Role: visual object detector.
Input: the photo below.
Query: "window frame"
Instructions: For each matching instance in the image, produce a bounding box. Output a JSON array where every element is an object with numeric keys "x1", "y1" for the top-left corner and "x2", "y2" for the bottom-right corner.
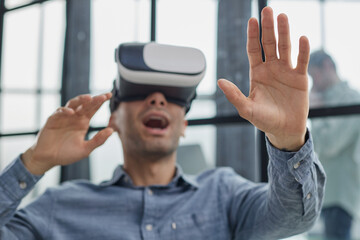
[{"x1": 1, "y1": 0, "x2": 360, "y2": 182}]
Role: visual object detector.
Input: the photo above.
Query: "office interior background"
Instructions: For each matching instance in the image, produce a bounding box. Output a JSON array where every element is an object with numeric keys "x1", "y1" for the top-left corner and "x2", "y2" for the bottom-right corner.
[{"x1": 0, "y1": 0, "x2": 360, "y2": 239}]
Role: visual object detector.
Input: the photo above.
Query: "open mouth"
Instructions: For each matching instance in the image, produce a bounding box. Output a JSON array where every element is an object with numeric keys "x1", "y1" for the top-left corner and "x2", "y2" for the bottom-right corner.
[{"x1": 143, "y1": 115, "x2": 169, "y2": 130}]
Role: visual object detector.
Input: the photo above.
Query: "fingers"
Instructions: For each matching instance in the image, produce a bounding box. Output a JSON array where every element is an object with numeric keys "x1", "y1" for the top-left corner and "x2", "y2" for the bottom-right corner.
[
  {"x1": 261, "y1": 7, "x2": 277, "y2": 61},
  {"x1": 55, "y1": 106, "x2": 75, "y2": 116},
  {"x1": 43, "y1": 106, "x2": 76, "y2": 129},
  {"x1": 64, "y1": 92, "x2": 112, "y2": 119},
  {"x1": 295, "y1": 36, "x2": 310, "y2": 74},
  {"x1": 48, "y1": 107, "x2": 75, "y2": 122},
  {"x1": 84, "y1": 127, "x2": 114, "y2": 154},
  {"x1": 247, "y1": 18, "x2": 263, "y2": 67},
  {"x1": 248, "y1": 7, "x2": 309, "y2": 71},
  {"x1": 76, "y1": 92, "x2": 112, "y2": 119},
  {"x1": 65, "y1": 93, "x2": 111, "y2": 112},
  {"x1": 277, "y1": 13, "x2": 291, "y2": 65},
  {"x1": 217, "y1": 79, "x2": 252, "y2": 121},
  {"x1": 65, "y1": 94, "x2": 92, "y2": 110}
]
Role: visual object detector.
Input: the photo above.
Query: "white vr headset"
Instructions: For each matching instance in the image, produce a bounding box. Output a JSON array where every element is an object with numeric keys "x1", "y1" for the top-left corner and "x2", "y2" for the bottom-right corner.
[{"x1": 110, "y1": 42, "x2": 206, "y2": 113}]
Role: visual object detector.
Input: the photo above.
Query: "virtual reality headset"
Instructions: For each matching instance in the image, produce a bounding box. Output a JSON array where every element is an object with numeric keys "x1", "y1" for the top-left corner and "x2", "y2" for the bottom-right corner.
[{"x1": 110, "y1": 42, "x2": 206, "y2": 113}]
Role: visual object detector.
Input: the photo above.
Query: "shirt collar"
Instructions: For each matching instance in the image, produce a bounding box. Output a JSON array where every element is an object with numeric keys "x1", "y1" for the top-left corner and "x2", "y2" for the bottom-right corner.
[{"x1": 99, "y1": 164, "x2": 198, "y2": 189}]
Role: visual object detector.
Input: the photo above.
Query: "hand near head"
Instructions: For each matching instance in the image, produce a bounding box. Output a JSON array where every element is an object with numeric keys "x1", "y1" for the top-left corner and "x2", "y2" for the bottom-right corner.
[
  {"x1": 218, "y1": 7, "x2": 310, "y2": 151},
  {"x1": 22, "y1": 93, "x2": 114, "y2": 175}
]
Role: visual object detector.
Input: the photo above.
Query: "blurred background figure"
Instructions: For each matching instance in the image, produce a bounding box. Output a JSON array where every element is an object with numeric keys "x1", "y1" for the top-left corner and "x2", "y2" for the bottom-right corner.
[{"x1": 309, "y1": 50, "x2": 360, "y2": 240}]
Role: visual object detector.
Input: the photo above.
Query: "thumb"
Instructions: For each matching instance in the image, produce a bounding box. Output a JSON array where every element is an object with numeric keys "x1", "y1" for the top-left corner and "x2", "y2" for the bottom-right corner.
[
  {"x1": 217, "y1": 79, "x2": 252, "y2": 120},
  {"x1": 84, "y1": 127, "x2": 114, "y2": 154}
]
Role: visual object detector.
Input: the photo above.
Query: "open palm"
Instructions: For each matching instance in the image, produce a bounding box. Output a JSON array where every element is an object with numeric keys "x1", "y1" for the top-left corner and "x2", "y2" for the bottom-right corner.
[{"x1": 218, "y1": 7, "x2": 310, "y2": 151}]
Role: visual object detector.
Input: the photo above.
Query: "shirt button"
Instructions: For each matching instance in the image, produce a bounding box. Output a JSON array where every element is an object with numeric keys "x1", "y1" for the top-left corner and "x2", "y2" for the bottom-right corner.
[
  {"x1": 145, "y1": 224, "x2": 153, "y2": 231},
  {"x1": 172, "y1": 222, "x2": 177, "y2": 230},
  {"x1": 19, "y1": 181, "x2": 27, "y2": 189},
  {"x1": 148, "y1": 189, "x2": 153, "y2": 195},
  {"x1": 306, "y1": 193, "x2": 312, "y2": 199},
  {"x1": 293, "y1": 161, "x2": 301, "y2": 169}
]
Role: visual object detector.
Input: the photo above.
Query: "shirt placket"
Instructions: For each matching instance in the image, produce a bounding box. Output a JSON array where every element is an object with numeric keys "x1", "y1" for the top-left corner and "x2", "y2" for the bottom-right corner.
[{"x1": 141, "y1": 187, "x2": 157, "y2": 240}]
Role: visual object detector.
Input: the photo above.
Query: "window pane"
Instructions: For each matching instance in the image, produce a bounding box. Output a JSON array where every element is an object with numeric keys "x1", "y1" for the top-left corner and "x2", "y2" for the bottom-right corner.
[
  {"x1": 40, "y1": 93, "x2": 60, "y2": 127},
  {"x1": 0, "y1": 135, "x2": 35, "y2": 170},
  {"x1": 41, "y1": 0, "x2": 65, "y2": 90},
  {"x1": 90, "y1": 0, "x2": 150, "y2": 92},
  {"x1": 251, "y1": 0, "x2": 258, "y2": 18},
  {"x1": 187, "y1": 99, "x2": 216, "y2": 119},
  {"x1": 5, "y1": 0, "x2": 33, "y2": 9},
  {"x1": 1, "y1": 93, "x2": 37, "y2": 132},
  {"x1": 1, "y1": 5, "x2": 40, "y2": 90},
  {"x1": 90, "y1": 98, "x2": 111, "y2": 127},
  {"x1": 157, "y1": 0, "x2": 217, "y2": 96}
]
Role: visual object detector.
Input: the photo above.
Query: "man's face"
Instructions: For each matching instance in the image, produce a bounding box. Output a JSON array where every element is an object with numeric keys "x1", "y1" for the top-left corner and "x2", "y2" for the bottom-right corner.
[{"x1": 110, "y1": 92, "x2": 188, "y2": 159}]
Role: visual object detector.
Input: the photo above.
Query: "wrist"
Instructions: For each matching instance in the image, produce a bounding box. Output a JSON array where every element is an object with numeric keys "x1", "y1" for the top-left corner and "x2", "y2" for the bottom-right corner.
[
  {"x1": 266, "y1": 130, "x2": 307, "y2": 152},
  {"x1": 21, "y1": 148, "x2": 53, "y2": 176}
]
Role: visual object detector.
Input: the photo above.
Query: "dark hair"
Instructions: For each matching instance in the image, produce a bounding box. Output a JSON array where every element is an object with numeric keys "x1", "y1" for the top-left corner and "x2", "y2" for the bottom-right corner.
[{"x1": 309, "y1": 50, "x2": 337, "y2": 71}]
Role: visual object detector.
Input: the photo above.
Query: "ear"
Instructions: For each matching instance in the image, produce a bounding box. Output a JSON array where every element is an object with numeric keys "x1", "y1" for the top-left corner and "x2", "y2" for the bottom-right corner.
[
  {"x1": 181, "y1": 120, "x2": 188, "y2": 137},
  {"x1": 108, "y1": 114, "x2": 119, "y2": 132}
]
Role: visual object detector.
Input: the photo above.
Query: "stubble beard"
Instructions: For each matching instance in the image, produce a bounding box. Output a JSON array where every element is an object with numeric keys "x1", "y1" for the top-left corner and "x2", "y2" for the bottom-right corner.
[{"x1": 125, "y1": 133, "x2": 180, "y2": 162}]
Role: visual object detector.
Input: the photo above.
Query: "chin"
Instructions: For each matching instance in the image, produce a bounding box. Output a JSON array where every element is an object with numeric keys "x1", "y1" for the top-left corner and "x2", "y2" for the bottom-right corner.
[{"x1": 144, "y1": 143, "x2": 177, "y2": 158}]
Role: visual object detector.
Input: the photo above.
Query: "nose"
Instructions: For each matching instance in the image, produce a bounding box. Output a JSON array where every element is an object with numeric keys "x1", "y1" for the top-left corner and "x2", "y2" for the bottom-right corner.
[{"x1": 146, "y1": 92, "x2": 167, "y2": 108}]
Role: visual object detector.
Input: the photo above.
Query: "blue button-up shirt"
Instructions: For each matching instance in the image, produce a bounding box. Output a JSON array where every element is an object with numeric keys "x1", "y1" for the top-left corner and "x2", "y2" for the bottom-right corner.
[{"x1": 0, "y1": 134, "x2": 325, "y2": 240}]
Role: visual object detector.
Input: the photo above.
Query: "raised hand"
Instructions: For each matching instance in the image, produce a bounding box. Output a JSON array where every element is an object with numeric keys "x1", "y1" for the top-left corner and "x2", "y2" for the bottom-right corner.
[
  {"x1": 22, "y1": 93, "x2": 114, "y2": 175},
  {"x1": 218, "y1": 7, "x2": 310, "y2": 151}
]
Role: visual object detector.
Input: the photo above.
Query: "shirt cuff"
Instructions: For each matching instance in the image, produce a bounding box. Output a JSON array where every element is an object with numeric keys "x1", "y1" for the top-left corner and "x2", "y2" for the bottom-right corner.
[
  {"x1": 0, "y1": 156, "x2": 43, "y2": 201},
  {"x1": 266, "y1": 129, "x2": 313, "y2": 175},
  {"x1": 266, "y1": 129, "x2": 321, "y2": 215}
]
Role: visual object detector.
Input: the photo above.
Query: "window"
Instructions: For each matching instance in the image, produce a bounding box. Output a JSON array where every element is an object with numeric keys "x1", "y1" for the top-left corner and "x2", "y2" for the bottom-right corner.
[
  {"x1": 0, "y1": 0, "x2": 65, "y2": 203},
  {"x1": 2, "y1": 1, "x2": 358, "y2": 238}
]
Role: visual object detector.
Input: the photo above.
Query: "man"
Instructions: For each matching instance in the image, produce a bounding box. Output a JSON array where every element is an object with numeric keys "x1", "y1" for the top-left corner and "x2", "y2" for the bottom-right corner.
[
  {"x1": 0, "y1": 7, "x2": 325, "y2": 239},
  {"x1": 309, "y1": 50, "x2": 360, "y2": 240}
]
